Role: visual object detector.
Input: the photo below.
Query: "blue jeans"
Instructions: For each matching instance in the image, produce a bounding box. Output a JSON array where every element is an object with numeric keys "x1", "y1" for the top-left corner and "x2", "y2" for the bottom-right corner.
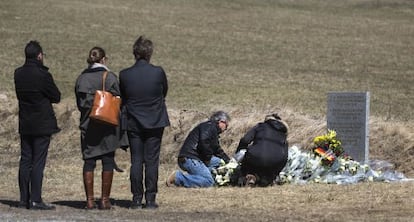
[
  {"x1": 175, "y1": 158, "x2": 217, "y2": 188},
  {"x1": 208, "y1": 156, "x2": 223, "y2": 172}
]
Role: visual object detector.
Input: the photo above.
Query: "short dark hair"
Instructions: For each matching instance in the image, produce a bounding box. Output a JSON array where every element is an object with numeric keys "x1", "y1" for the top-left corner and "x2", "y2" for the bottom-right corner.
[
  {"x1": 133, "y1": 36, "x2": 153, "y2": 61},
  {"x1": 25, "y1": 40, "x2": 43, "y2": 59}
]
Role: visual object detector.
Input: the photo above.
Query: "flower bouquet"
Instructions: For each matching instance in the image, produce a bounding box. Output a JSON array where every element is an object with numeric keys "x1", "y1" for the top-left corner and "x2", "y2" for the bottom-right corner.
[{"x1": 312, "y1": 130, "x2": 345, "y2": 166}]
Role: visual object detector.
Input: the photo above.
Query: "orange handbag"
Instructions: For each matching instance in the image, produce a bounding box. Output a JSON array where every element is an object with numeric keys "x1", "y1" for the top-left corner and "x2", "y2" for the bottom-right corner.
[{"x1": 89, "y1": 71, "x2": 121, "y2": 126}]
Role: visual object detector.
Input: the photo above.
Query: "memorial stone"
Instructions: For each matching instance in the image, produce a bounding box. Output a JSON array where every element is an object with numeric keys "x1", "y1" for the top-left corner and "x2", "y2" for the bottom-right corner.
[{"x1": 327, "y1": 92, "x2": 370, "y2": 163}]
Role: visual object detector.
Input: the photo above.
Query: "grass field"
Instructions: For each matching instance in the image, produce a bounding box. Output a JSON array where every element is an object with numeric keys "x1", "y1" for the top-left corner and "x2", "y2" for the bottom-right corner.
[
  {"x1": 0, "y1": 0, "x2": 413, "y2": 221},
  {"x1": 1, "y1": 0, "x2": 413, "y2": 119}
]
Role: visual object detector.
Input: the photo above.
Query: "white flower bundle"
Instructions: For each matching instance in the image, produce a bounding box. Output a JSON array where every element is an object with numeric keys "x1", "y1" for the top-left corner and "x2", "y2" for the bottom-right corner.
[
  {"x1": 278, "y1": 145, "x2": 326, "y2": 184},
  {"x1": 213, "y1": 145, "x2": 408, "y2": 186},
  {"x1": 278, "y1": 145, "x2": 407, "y2": 185},
  {"x1": 213, "y1": 158, "x2": 239, "y2": 186}
]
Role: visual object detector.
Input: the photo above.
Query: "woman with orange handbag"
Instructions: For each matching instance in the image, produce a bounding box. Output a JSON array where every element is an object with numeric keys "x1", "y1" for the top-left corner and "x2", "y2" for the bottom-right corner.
[{"x1": 74, "y1": 47, "x2": 121, "y2": 210}]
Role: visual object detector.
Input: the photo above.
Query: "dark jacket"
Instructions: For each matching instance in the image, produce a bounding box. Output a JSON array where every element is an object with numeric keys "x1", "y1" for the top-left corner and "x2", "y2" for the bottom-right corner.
[
  {"x1": 119, "y1": 60, "x2": 170, "y2": 130},
  {"x1": 236, "y1": 119, "x2": 288, "y2": 168},
  {"x1": 75, "y1": 66, "x2": 121, "y2": 159},
  {"x1": 178, "y1": 121, "x2": 230, "y2": 164},
  {"x1": 14, "y1": 59, "x2": 61, "y2": 136}
]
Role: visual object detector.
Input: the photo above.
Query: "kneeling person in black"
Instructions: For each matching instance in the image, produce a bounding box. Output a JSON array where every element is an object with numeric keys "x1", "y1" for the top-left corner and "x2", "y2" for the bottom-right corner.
[{"x1": 235, "y1": 114, "x2": 289, "y2": 187}]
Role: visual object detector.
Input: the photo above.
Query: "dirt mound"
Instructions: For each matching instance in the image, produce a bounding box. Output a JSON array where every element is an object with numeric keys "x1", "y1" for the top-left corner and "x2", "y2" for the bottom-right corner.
[{"x1": 1, "y1": 92, "x2": 413, "y2": 176}]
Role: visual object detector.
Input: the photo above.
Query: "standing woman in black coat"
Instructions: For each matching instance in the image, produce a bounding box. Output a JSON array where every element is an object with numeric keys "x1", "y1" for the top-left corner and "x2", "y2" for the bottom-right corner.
[
  {"x1": 75, "y1": 47, "x2": 121, "y2": 210},
  {"x1": 14, "y1": 40, "x2": 60, "y2": 210},
  {"x1": 119, "y1": 36, "x2": 170, "y2": 209},
  {"x1": 235, "y1": 114, "x2": 289, "y2": 187}
]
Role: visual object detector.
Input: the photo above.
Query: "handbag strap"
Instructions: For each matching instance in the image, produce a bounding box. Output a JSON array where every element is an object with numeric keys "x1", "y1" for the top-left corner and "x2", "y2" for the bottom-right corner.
[{"x1": 102, "y1": 71, "x2": 108, "y2": 91}]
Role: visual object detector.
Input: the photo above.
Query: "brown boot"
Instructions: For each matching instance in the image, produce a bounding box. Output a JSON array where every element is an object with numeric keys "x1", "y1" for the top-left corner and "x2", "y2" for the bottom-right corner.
[
  {"x1": 83, "y1": 171, "x2": 96, "y2": 209},
  {"x1": 99, "y1": 171, "x2": 113, "y2": 210}
]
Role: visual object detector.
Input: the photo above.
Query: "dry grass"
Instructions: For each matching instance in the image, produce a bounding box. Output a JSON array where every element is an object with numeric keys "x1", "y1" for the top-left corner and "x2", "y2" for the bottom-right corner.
[
  {"x1": 1, "y1": 97, "x2": 413, "y2": 221},
  {"x1": 1, "y1": 163, "x2": 414, "y2": 221},
  {"x1": 1, "y1": 0, "x2": 413, "y2": 120},
  {"x1": 1, "y1": 0, "x2": 414, "y2": 221}
]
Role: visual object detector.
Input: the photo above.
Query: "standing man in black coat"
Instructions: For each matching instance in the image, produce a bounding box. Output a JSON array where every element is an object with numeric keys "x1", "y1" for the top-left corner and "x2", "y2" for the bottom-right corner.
[
  {"x1": 14, "y1": 40, "x2": 61, "y2": 210},
  {"x1": 119, "y1": 36, "x2": 170, "y2": 209}
]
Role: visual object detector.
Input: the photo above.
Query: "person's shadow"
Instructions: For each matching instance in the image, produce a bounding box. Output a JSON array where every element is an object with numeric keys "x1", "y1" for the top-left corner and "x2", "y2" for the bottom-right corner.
[
  {"x1": 53, "y1": 199, "x2": 131, "y2": 209},
  {"x1": 51, "y1": 200, "x2": 85, "y2": 209},
  {"x1": 0, "y1": 199, "x2": 20, "y2": 208},
  {"x1": 0, "y1": 199, "x2": 131, "y2": 209}
]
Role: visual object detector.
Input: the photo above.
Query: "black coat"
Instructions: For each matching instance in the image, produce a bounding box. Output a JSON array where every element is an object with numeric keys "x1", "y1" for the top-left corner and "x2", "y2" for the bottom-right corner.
[
  {"x1": 14, "y1": 59, "x2": 61, "y2": 136},
  {"x1": 236, "y1": 119, "x2": 288, "y2": 168},
  {"x1": 75, "y1": 67, "x2": 121, "y2": 159},
  {"x1": 119, "y1": 60, "x2": 170, "y2": 130},
  {"x1": 178, "y1": 121, "x2": 230, "y2": 163}
]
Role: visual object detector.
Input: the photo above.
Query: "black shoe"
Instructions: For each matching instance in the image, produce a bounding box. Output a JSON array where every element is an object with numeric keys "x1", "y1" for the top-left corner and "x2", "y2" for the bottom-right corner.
[
  {"x1": 144, "y1": 201, "x2": 158, "y2": 209},
  {"x1": 31, "y1": 202, "x2": 56, "y2": 210},
  {"x1": 17, "y1": 201, "x2": 29, "y2": 209},
  {"x1": 129, "y1": 201, "x2": 143, "y2": 209}
]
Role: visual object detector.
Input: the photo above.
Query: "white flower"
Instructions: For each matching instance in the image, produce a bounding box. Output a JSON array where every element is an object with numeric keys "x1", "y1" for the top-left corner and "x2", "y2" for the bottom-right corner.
[{"x1": 213, "y1": 145, "x2": 406, "y2": 186}]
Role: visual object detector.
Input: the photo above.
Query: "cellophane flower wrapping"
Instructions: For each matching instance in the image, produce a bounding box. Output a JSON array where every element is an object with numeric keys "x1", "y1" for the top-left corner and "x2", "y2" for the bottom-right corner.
[{"x1": 213, "y1": 130, "x2": 408, "y2": 186}]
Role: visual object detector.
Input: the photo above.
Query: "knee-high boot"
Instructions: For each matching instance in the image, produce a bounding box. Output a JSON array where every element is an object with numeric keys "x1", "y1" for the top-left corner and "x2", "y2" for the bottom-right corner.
[
  {"x1": 100, "y1": 171, "x2": 113, "y2": 210},
  {"x1": 83, "y1": 171, "x2": 96, "y2": 209}
]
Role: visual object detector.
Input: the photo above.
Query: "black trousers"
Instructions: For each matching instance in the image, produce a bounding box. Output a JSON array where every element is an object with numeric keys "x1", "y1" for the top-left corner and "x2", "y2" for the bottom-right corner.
[
  {"x1": 241, "y1": 154, "x2": 287, "y2": 187},
  {"x1": 128, "y1": 127, "x2": 164, "y2": 202},
  {"x1": 18, "y1": 135, "x2": 51, "y2": 203}
]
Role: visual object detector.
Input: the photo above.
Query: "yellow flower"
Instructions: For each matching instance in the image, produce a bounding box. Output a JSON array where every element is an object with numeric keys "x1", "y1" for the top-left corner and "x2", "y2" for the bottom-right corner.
[
  {"x1": 313, "y1": 136, "x2": 324, "y2": 144},
  {"x1": 327, "y1": 130, "x2": 336, "y2": 139}
]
